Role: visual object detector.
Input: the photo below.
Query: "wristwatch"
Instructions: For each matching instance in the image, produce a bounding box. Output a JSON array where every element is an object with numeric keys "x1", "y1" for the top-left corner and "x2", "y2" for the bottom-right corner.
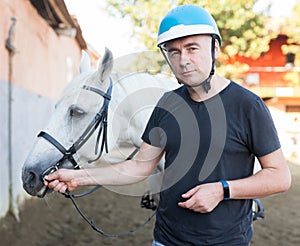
[{"x1": 219, "y1": 180, "x2": 230, "y2": 200}]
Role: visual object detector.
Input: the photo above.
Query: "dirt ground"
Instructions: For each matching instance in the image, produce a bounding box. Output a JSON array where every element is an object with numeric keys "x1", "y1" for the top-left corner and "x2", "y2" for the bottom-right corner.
[{"x1": 0, "y1": 161, "x2": 299, "y2": 246}]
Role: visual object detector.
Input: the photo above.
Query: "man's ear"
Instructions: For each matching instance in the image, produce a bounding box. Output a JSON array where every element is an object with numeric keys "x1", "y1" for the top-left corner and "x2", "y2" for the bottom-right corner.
[{"x1": 214, "y1": 39, "x2": 221, "y2": 58}]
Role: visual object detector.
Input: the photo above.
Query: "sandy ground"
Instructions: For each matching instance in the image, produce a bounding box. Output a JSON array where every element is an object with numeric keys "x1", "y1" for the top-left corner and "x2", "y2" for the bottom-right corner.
[{"x1": 0, "y1": 161, "x2": 299, "y2": 246}]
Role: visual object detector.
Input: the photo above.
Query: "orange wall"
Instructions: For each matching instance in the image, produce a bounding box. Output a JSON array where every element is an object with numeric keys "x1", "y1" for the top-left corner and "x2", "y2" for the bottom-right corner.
[
  {"x1": 0, "y1": 0, "x2": 82, "y2": 100},
  {"x1": 233, "y1": 35, "x2": 299, "y2": 88},
  {"x1": 237, "y1": 35, "x2": 287, "y2": 67}
]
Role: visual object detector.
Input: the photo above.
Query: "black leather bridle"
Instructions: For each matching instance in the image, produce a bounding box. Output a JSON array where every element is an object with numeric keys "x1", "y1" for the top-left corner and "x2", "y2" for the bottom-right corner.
[
  {"x1": 38, "y1": 78, "x2": 156, "y2": 237},
  {"x1": 39, "y1": 78, "x2": 113, "y2": 183}
]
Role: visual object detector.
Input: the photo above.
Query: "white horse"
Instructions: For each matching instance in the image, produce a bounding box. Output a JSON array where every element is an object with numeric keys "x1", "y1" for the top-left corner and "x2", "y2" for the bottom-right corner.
[{"x1": 22, "y1": 48, "x2": 178, "y2": 198}]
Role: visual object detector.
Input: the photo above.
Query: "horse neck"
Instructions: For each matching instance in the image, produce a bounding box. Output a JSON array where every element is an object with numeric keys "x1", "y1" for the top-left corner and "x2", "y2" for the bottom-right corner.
[
  {"x1": 107, "y1": 72, "x2": 157, "y2": 150},
  {"x1": 107, "y1": 72, "x2": 177, "y2": 151},
  {"x1": 107, "y1": 73, "x2": 137, "y2": 151}
]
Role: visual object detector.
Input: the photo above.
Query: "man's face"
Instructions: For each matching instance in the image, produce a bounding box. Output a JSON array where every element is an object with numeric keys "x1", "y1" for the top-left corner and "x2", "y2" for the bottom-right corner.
[{"x1": 164, "y1": 35, "x2": 218, "y2": 87}]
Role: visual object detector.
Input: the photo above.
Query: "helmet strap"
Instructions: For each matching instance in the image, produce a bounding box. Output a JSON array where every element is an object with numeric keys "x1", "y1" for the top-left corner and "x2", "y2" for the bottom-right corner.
[{"x1": 202, "y1": 35, "x2": 216, "y2": 93}]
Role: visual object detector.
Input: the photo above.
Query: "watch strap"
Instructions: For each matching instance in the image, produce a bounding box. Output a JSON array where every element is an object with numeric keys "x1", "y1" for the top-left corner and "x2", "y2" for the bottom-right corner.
[{"x1": 220, "y1": 180, "x2": 230, "y2": 200}]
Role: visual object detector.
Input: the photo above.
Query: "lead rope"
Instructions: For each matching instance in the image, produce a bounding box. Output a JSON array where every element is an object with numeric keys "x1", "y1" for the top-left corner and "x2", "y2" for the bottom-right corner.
[
  {"x1": 62, "y1": 147, "x2": 156, "y2": 237},
  {"x1": 64, "y1": 189, "x2": 156, "y2": 237}
]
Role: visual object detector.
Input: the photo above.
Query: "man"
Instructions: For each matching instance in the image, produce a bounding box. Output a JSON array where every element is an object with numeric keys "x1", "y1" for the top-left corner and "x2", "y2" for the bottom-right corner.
[{"x1": 45, "y1": 5, "x2": 291, "y2": 245}]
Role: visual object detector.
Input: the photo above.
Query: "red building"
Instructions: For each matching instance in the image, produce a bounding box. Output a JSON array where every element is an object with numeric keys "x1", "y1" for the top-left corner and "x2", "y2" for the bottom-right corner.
[
  {"x1": 232, "y1": 34, "x2": 300, "y2": 161},
  {"x1": 234, "y1": 34, "x2": 300, "y2": 100}
]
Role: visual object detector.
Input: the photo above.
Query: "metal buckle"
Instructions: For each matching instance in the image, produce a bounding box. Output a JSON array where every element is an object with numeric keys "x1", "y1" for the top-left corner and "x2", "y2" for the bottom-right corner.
[{"x1": 41, "y1": 165, "x2": 59, "y2": 182}]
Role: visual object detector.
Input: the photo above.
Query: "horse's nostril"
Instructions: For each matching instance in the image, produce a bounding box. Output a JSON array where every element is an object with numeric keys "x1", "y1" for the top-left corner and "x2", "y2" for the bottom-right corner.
[
  {"x1": 28, "y1": 171, "x2": 37, "y2": 187},
  {"x1": 22, "y1": 167, "x2": 44, "y2": 196},
  {"x1": 23, "y1": 168, "x2": 40, "y2": 186},
  {"x1": 29, "y1": 171, "x2": 35, "y2": 180}
]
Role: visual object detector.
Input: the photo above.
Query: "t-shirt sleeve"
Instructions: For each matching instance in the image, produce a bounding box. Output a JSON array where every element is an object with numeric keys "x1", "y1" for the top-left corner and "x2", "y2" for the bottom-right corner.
[
  {"x1": 142, "y1": 106, "x2": 158, "y2": 145},
  {"x1": 141, "y1": 106, "x2": 167, "y2": 148},
  {"x1": 247, "y1": 97, "x2": 281, "y2": 157},
  {"x1": 141, "y1": 94, "x2": 169, "y2": 149}
]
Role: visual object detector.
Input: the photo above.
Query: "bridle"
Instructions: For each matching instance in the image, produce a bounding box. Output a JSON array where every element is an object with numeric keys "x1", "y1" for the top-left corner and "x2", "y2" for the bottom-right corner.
[
  {"x1": 38, "y1": 78, "x2": 156, "y2": 237},
  {"x1": 39, "y1": 78, "x2": 113, "y2": 178}
]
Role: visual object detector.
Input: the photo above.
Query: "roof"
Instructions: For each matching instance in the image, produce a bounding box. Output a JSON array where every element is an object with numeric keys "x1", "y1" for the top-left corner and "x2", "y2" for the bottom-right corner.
[{"x1": 30, "y1": 0, "x2": 87, "y2": 50}]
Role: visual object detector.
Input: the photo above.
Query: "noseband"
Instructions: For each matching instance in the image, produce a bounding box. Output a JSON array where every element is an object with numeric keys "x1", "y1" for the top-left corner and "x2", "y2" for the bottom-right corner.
[{"x1": 39, "y1": 78, "x2": 113, "y2": 180}]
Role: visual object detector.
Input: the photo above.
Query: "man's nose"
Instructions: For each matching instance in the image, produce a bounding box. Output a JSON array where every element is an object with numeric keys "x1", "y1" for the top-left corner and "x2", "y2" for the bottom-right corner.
[{"x1": 179, "y1": 51, "x2": 191, "y2": 67}]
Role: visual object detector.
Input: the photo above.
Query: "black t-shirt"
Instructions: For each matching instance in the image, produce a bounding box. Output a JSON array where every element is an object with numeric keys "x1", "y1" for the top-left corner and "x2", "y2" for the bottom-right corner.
[{"x1": 142, "y1": 81, "x2": 281, "y2": 245}]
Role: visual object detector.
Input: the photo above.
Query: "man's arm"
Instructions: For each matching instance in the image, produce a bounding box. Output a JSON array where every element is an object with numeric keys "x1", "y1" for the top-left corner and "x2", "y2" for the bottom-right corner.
[
  {"x1": 229, "y1": 148, "x2": 291, "y2": 199},
  {"x1": 45, "y1": 142, "x2": 164, "y2": 193},
  {"x1": 178, "y1": 148, "x2": 291, "y2": 213}
]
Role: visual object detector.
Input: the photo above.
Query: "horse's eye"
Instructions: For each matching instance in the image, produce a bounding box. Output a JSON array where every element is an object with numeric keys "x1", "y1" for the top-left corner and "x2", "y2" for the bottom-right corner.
[{"x1": 69, "y1": 105, "x2": 86, "y2": 117}]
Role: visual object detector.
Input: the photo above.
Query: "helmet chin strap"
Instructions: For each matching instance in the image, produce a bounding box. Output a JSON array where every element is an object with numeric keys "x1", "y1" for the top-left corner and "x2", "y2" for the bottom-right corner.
[
  {"x1": 160, "y1": 35, "x2": 217, "y2": 94},
  {"x1": 202, "y1": 35, "x2": 216, "y2": 93}
]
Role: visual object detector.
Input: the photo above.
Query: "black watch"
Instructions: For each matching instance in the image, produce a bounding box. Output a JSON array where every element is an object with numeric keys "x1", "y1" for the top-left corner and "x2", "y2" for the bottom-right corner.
[{"x1": 220, "y1": 180, "x2": 230, "y2": 200}]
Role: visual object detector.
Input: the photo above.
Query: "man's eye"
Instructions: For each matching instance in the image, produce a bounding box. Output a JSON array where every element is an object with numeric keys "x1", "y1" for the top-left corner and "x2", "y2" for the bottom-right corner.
[
  {"x1": 188, "y1": 47, "x2": 198, "y2": 52},
  {"x1": 168, "y1": 51, "x2": 180, "y2": 58}
]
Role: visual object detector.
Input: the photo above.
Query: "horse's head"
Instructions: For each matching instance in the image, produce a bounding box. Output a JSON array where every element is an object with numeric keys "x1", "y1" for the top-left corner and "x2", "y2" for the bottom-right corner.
[{"x1": 22, "y1": 48, "x2": 114, "y2": 197}]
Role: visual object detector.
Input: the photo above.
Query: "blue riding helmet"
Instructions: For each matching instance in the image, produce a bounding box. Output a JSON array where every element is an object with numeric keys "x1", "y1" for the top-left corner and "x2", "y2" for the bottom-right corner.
[{"x1": 157, "y1": 5, "x2": 221, "y2": 47}]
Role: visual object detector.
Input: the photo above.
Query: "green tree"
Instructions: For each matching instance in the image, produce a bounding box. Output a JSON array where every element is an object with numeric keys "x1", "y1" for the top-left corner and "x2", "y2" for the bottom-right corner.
[
  {"x1": 285, "y1": 1, "x2": 300, "y2": 45},
  {"x1": 281, "y1": 1, "x2": 300, "y2": 65},
  {"x1": 106, "y1": 0, "x2": 275, "y2": 79}
]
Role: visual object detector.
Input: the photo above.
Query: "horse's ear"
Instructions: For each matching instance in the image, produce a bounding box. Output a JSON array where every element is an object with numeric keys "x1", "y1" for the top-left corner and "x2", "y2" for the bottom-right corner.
[
  {"x1": 80, "y1": 50, "x2": 92, "y2": 73},
  {"x1": 98, "y1": 47, "x2": 113, "y2": 82}
]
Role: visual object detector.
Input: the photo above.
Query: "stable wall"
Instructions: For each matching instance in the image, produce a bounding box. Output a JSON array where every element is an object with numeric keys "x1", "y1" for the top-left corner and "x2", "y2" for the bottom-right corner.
[
  {"x1": 0, "y1": 0, "x2": 82, "y2": 219},
  {"x1": 0, "y1": 81, "x2": 55, "y2": 219}
]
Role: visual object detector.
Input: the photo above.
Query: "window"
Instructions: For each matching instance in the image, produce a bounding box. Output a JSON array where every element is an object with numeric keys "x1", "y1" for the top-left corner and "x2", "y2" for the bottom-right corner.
[
  {"x1": 245, "y1": 73, "x2": 260, "y2": 86},
  {"x1": 285, "y1": 53, "x2": 295, "y2": 69}
]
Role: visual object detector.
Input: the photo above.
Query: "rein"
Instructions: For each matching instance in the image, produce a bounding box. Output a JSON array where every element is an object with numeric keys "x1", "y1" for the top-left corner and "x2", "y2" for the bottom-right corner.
[
  {"x1": 64, "y1": 188, "x2": 156, "y2": 237},
  {"x1": 39, "y1": 78, "x2": 156, "y2": 237}
]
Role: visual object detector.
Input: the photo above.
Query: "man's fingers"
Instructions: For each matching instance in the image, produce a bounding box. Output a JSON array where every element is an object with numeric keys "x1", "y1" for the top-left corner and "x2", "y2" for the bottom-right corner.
[
  {"x1": 58, "y1": 185, "x2": 68, "y2": 193},
  {"x1": 47, "y1": 180, "x2": 67, "y2": 193},
  {"x1": 47, "y1": 179, "x2": 59, "y2": 189},
  {"x1": 181, "y1": 185, "x2": 200, "y2": 198},
  {"x1": 45, "y1": 169, "x2": 62, "y2": 180},
  {"x1": 178, "y1": 197, "x2": 195, "y2": 209}
]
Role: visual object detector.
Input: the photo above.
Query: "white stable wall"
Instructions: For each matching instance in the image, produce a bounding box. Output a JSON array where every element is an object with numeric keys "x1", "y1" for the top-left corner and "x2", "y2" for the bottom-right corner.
[{"x1": 0, "y1": 80, "x2": 55, "y2": 219}]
